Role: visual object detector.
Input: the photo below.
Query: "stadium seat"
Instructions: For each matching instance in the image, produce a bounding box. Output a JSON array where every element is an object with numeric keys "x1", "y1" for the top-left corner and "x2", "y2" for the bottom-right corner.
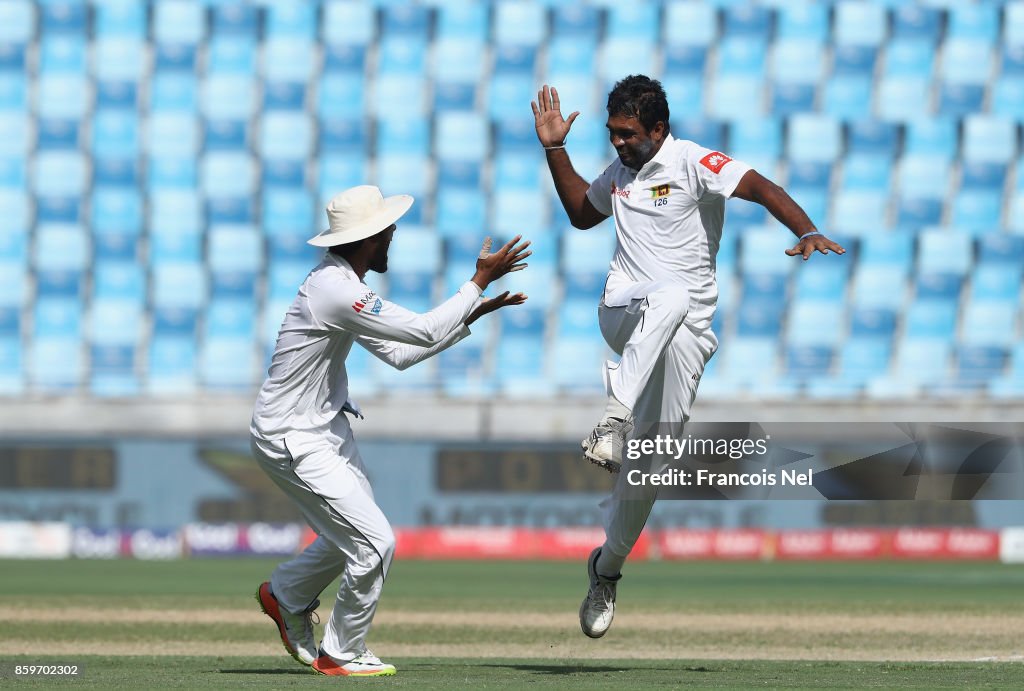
[
  {"x1": 917, "y1": 229, "x2": 973, "y2": 276},
  {"x1": 947, "y1": 4, "x2": 999, "y2": 43},
  {"x1": 0, "y1": 0, "x2": 34, "y2": 46},
  {"x1": 201, "y1": 75, "x2": 257, "y2": 121},
  {"x1": 38, "y1": 35, "x2": 87, "y2": 74},
  {"x1": 778, "y1": 3, "x2": 828, "y2": 42},
  {"x1": 786, "y1": 299, "x2": 845, "y2": 347},
  {"x1": 265, "y1": 2, "x2": 316, "y2": 39},
  {"x1": 962, "y1": 116, "x2": 1018, "y2": 165},
  {"x1": 850, "y1": 307, "x2": 897, "y2": 341},
  {"x1": 851, "y1": 264, "x2": 910, "y2": 310},
  {"x1": 834, "y1": 2, "x2": 886, "y2": 47},
  {"x1": 147, "y1": 113, "x2": 200, "y2": 158},
  {"x1": 915, "y1": 272, "x2": 963, "y2": 301},
  {"x1": 322, "y1": 1, "x2": 375, "y2": 47},
  {"x1": 199, "y1": 336, "x2": 258, "y2": 391},
  {"x1": 0, "y1": 335, "x2": 23, "y2": 395},
  {"x1": 717, "y1": 36, "x2": 768, "y2": 79},
  {"x1": 897, "y1": 155, "x2": 951, "y2": 201},
  {"x1": 978, "y1": 234, "x2": 1024, "y2": 266},
  {"x1": 94, "y1": 37, "x2": 145, "y2": 82},
  {"x1": 152, "y1": 263, "x2": 208, "y2": 310},
  {"x1": 262, "y1": 37, "x2": 313, "y2": 82},
  {"x1": 263, "y1": 81, "x2": 306, "y2": 111},
  {"x1": 892, "y1": 337, "x2": 952, "y2": 385},
  {"x1": 206, "y1": 36, "x2": 257, "y2": 74},
  {"x1": 787, "y1": 114, "x2": 841, "y2": 163},
  {"x1": 840, "y1": 155, "x2": 891, "y2": 194},
  {"x1": 94, "y1": 0, "x2": 146, "y2": 38},
  {"x1": 951, "y1": 191, "x2": 1002, "y2": 237},
  {"x1": 957, "y1": 346, "x2": 1008, "y2": 387},
  {"x1": 940, "y1": 39, "x2": 992, "y2": 86},
  {"x1": 961, "y1": 300, "x2": 1018, "y2": 348},
  {"x1": 150, "y1": 72, "x2": 197, "y2": 112},
  {"x1": 875, "y1": 76, "x2": 931, "y2": 122},
  {"x1": 260, "y1": 112, "x2": 314, "y2": 162},
  {"x1": 771, "y1": 39, "x2": 825, "y2": 86},
  {"x1": 554, "y1": 4, "x2": 600, "y2": 40},
  {"x1": 28, "y1": 335, "x2": 84, "y2": 392},
  {"x1": 723, "y1": 4, "x2": 773, "y2": 42},
  {"x1": 153, "y1": 0, "x2": 204, "y2": 46},
  {"x1": 92, "y1": 110, "x2": 139, "y2": 159},
  {"x1": 434, "y1": 112, "x2": 489, "y2": 163},
  {"x1": 432, "y1": 36, "x2": 487, "y2": 87},
  {"x1": 905, "y1": 299, "x2": 958, "y2": 340}
]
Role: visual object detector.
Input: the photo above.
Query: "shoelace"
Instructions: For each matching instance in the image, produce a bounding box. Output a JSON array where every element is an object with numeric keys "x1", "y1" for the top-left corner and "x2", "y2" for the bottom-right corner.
[
  {"x1": 301, "y1": 608, "x2": 320, "y2": 638},
  {"x1": 588, "y1": 581, "x2": 615, "y2": 612},
  {"x1": 354, "y1": 649, "x2": 382, "y2": 665}
]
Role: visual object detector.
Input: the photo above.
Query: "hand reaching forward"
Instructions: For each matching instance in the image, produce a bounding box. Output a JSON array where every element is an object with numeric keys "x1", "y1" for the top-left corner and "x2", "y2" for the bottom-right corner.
[
  {"x1": 472, "y1": 235, "x2": 532, "y2": 290},
  {"x1": 531, "y1": 84, "x2": 579, "y2": 147},
  {"x1": 785, "y1": 233, "x2": 847, "y2": 261},
  {"x1": 465, "y1": 291, "x2": 528, "y2": 326}
]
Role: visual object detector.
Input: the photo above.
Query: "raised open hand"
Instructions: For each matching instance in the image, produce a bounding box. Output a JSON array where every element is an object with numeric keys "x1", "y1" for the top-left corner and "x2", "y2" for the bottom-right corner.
[
  {"x1": 531, "y1": 85, "x2": 579, "y2": 148},
  {"x1": 473, "y1": 235, "x2": 532, "y2": 289}
]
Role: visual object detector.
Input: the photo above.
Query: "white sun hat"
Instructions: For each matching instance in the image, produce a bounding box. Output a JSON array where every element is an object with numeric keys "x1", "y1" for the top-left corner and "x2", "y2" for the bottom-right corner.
[{"x1": 307, "y1": 185, "x2": 414, "y2": 247}]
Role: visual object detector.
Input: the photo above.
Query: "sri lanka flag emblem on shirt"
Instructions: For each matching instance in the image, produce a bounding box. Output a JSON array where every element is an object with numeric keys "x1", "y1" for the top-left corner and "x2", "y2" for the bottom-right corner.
[{"x1": 649, "y1": 184, "x2": 670, "y2": 199}]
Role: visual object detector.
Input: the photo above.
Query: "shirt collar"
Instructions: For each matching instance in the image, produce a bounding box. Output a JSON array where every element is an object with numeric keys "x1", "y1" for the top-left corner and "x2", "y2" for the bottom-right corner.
[
  {"x1": 637, "y1": 133, "x2": 675, "y2": 177},
  {"x1": 324, "y1": 251, "x2": 359, "y2": 279}
]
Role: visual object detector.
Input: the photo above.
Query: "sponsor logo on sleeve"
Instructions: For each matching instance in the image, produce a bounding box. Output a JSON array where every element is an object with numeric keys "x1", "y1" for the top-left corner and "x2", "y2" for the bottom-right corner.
[
  {"x1": 699, "y1": 151, "x2": 733, "y2": 174},
  {"x1": 610, "y1": 182, "x2": 630, "y2": 199},
  {"x1": 352, "y1": 290, "x2": 380, "y2": 314}
]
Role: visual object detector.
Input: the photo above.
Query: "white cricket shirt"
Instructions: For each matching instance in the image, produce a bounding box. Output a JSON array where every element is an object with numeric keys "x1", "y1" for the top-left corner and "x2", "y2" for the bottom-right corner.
[
  {"x1": 585, "y1": 134, "x2": 751, "y2": 330},
  {"x1": 251, "y1": 253, "x2": 481, "y2": 439}
]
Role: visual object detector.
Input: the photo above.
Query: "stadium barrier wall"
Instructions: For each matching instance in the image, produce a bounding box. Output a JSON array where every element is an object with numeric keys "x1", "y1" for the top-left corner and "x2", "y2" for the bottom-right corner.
[{"x1": 1, "y1": 522, "x2": 1021, "y2": 563}]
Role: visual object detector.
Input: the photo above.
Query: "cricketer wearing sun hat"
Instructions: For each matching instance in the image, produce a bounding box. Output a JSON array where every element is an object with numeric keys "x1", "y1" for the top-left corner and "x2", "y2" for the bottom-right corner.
[{"x1": 251, "y1": 185, "x2": 532, "y2": 676}]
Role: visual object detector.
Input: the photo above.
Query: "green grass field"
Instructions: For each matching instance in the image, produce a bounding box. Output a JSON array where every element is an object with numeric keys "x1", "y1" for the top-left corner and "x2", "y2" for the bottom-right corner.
[{"x1": 1, "y1": 558, "x2": 1022, "y2": 688}]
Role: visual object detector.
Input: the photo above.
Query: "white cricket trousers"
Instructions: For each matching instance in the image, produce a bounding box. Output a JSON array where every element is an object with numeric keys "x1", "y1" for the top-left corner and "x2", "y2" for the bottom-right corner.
[
  {"x1": 251, "y1": 416, "x2": 395, "y2": 661},
  {"x1": 598, "y1": 282, "x2": 717, "y2": 561}
]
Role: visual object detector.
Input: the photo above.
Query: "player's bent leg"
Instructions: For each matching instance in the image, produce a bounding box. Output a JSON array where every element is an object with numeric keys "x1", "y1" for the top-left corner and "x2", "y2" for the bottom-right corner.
[
  {"x1": 584, "y1": 286, "x2": 690, "y2": 472},
  {"x1": 255, "y1": 581, "x2": 320, "y2": 666},
  {"x1": 581, "y1": 403, "x2": 633, "y2": 473},
  {"x1": 312, "y1": 532, "x2": 397, "y2": 676},
  {"x1": 579, "y1": 547, "x2": 621, "y2": 638}
]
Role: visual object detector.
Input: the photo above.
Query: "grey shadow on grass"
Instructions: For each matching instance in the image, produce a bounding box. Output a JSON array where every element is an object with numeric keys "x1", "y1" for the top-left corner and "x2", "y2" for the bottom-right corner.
[
  {"x1": 480, "y1": 663, "x2": 687, "y2": 675},
  {"x1": 218, "y1": 668, "x2": 313, "y2": 675}
]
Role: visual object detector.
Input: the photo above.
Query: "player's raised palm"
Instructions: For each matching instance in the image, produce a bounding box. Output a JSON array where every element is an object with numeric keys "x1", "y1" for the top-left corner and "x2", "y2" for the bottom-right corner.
[{"x1": 531, "y1": 84, "x2": 579, "y2": 147}]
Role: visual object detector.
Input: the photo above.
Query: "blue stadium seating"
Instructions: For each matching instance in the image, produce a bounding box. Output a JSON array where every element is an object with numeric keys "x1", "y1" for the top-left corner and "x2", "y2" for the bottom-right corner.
[{"x1": 5, "y1": 0, "x2": 1024, "y2": 401}]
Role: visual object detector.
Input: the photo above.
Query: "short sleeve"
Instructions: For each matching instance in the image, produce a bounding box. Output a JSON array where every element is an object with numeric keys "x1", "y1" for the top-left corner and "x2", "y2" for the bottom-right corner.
[
  {"x1": 683, "y1": 145, "x2": 752, "y2": 201},
  {"x1": 585, "y1": 164, "x2": 615, "y2": 217}
]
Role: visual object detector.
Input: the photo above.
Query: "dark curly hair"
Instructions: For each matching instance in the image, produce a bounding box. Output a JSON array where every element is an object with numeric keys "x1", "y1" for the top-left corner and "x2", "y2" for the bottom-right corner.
[{"x1": 606, "y1": 75, "x2": 670, "y2": 134}]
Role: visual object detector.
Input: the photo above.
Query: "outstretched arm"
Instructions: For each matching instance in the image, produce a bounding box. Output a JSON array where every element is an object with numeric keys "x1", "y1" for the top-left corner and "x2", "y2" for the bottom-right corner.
[
  {"x1": 732, "y1": 169, "x2": 846, "y2": 260},
  {"x1": 532, "y1": 85, "x2": 608, "y2": 230},
  {"x1": 358, "y1": 292, "x2": 528, "y2": 370}
]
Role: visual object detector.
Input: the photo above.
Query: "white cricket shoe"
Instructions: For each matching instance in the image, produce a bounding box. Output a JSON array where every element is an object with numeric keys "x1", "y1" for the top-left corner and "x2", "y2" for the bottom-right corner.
[
  {"x1": 255, "y1": 581, "x2": 319, "y2": 666},
  {"x1": 579, "y1": 547, "x2": 621, "y2": 639},
  {"x1": 581, "y1": 415, "x2": 633, "y2": 473},
  {"x1": 312, "y1": 648, "x2": 397, "y2": 677}
]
